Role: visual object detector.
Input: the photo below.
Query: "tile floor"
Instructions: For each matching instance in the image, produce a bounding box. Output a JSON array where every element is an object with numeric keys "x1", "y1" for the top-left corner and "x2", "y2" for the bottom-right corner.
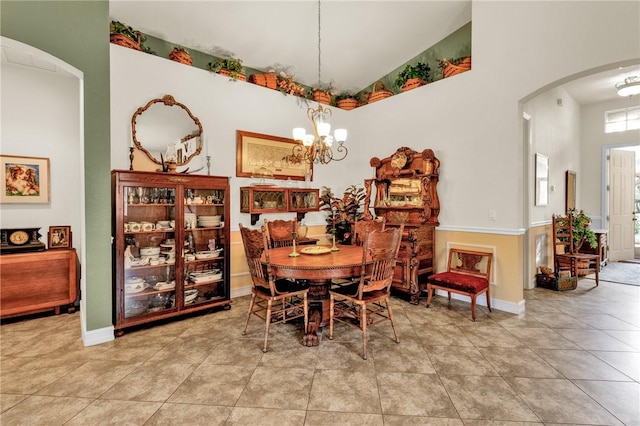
[{"x1": 1, "y1": 276, "x2": 639, "y2": 425}]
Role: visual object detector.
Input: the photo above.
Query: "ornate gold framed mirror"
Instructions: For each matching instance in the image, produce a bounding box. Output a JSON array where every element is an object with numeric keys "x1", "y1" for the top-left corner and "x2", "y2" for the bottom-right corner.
[{"x1": 132, "y1": 95, "x2": 203, "y2": 167}]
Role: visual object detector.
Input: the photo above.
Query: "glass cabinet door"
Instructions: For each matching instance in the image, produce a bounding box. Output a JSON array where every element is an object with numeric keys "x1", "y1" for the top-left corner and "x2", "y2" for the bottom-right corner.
[
  {"x1": 122, "y1": 184, "x2": 177, "y2": 319},
  {"x1": 182, "y1": 187, "x2": 227, "y2": 307}
]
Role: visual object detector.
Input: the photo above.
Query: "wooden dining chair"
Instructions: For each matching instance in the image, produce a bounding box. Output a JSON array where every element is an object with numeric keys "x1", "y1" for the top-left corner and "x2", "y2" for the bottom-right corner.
[
  {"x1": 426, "y1": 248, "x2": 493, "y2": 321},
  {"x1": 329, "y1": 225, "x2": 403, "y2": 359},
  {"x1": 239, "y1": 224, "x2": 309, "y2": 352},
  {"x1": 352, "y1": 218, "x2": 385, "y2": 246},
  {"x1": 264, "y1": 218, "x2": 297, "y2": 248}
]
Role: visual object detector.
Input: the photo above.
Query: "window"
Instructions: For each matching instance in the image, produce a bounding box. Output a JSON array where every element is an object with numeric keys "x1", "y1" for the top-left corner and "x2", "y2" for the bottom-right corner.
[{"x1": 605, "y1": 106, "x2": 640, "y2": 133}]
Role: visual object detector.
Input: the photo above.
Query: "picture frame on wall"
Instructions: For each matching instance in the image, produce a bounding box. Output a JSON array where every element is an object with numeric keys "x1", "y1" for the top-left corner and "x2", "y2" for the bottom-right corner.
[
  {"x1": 0, "y1": 155, "x2": 50, "y2": 204},
  {"x1": 236, "y1": 130, "x2": 312, "y2": 181},
  {"x1": 48, "y1": 226, "x2": 72, "y2": 249}
]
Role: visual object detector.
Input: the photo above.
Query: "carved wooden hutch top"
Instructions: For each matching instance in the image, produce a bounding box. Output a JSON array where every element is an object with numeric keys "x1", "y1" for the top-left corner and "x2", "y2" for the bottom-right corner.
[{"x1": 363, "y1": 147, "x2": 440, "y2": 225}]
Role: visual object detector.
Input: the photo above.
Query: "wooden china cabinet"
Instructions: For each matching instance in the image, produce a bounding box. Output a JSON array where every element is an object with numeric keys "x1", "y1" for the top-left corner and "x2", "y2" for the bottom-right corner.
[
  {"x1": 112, "y1": 170, "x2": 231, "y2": 335},
  {"x1": 363, "y1": 147, "x2": 440, "y2": 304}
]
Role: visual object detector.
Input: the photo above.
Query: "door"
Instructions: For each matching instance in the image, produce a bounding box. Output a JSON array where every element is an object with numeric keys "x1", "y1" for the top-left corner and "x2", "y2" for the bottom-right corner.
[{"x1": 609, "y1": 149, "x2": 635, "y2": 261}]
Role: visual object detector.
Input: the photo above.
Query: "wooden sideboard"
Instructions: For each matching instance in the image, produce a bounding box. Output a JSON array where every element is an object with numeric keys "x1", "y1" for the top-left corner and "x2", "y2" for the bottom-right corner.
[
  {"x1": 0, "y1": 249, "x2": 80, "y2": 319},
  {"x1": 364, "y1": 147, "x2": 440, "y2": 304}
]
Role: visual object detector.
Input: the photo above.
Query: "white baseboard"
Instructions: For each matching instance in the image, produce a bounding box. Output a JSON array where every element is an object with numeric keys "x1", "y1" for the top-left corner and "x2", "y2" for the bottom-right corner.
[
  {"x1": 231, "y1": 285, "x2": 252, "y2": 299},
  {"x1": 434, "y1": 289, "x2": 525, "y2": 315},
  {"x1": 82, "y1": 325, "x2": 114, "y2": 347}
]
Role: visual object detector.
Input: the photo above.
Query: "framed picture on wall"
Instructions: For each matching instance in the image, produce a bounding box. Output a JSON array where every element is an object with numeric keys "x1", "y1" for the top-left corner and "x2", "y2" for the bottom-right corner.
[
  {"x1": 565, "y1": 170, "x2": 576, "y2": 212},
  {"x1": 0, "y1": 155, "x2": 50, "y2": 204},
  {"x1": 535, "y1": 153, "x2": 549, "y2": 206},
  {"x1": 48, "y1": 226, "x2": 72, "y2": 249},
  {"x1": 236, "y1": 130, "x2": 312, "y2": 181}
]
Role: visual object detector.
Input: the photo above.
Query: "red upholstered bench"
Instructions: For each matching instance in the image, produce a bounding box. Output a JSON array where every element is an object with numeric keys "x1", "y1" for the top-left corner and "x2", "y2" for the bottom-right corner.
[{"x1": 426, "y1": 248, "x2": 493, "y2": 321}]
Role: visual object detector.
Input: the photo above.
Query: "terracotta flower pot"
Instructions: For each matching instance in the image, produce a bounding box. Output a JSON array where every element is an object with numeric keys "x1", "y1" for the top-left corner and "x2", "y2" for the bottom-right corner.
[
  {"x1": 169, "y1": 48, "x2": 192, "y2": 66},
  {"x1": 336, "y1": 98, "x2": 359, "y2": 111},
  {"x1": 110, "y1": 33, "x2": 141, "y2": 51},
  {"x1": 218, "y1": 69, "x2": 247, "y2": 81},
  {"x1": 401, "y1": 78, "x2": 425, "y2": 92},
  {"x1": 312, "y1": 90, "x2": 331, "y2": 105}
]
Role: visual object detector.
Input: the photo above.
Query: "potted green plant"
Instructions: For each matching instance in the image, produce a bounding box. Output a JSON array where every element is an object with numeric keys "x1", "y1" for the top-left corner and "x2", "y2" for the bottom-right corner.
[
  {"x1": 319, "y1": 185, "x2": 366, "y2": 244},
  {"x1": 109, "y1": 20, "x2": 144, "y2": 51},
  {"x1": 334, "y1": 91, "x2": 360, "y2": 110},
  {"x1": 169, "y1": 47, "x2": 192, "y2": 66},
  {"x1": 208, "y1": 56, "x2": 246, "y2": 81},
  {"x1": 309, "y1": 83, "x2": 333, "y2": 105},
  {"x1": 395, "y1": 62, "x2": 431, "y2": 92},
  {"x1": 568, "y1": 208, "x2": 598, "y2": 251}
]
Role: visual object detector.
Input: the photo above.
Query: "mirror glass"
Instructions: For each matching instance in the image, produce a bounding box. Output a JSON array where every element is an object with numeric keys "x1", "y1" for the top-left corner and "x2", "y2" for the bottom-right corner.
[
  {"x1": 132, "y1": 95, "x2": 202, "y2": 166},
  {"x1": 535, "y1": 153, "x2": 549, "y2": 206}
]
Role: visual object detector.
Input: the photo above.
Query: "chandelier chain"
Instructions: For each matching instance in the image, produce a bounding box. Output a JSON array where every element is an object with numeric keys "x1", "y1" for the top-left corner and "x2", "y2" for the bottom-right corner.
[{"x1": 317, "y1": 0, "x2": 322, "y2": 84}]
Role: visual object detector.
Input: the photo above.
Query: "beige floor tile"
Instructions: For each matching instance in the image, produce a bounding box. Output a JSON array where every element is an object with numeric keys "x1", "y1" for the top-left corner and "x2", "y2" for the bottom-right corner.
[
  {"x1": 168, "y1": 364, "x2": 254, "y2": 406},
  {"x1": 64, "y1": 399, "x2": 162, "y2": 425},
  {"x1": 477, "y1": 347, "x2": 563, "y2": 378},
  {"x1": 308, "y1": 369, "x2": 381, "y2": 413},
  {"x1": 574, "y1": 380, "x2": 640, "y2": 426},
  {"x1": 382, "y1": 415, "x2": 464, "y2": 425},
  {"x1": 602, "y1": 329, "x2": 640, "y2": 350},
  {"x1": 100, "y1": 361, "x2": 196, "y2": 401},
  {"x1": 555, "y1": 328, "x2": 638, "y2": 351},
  {"x1": 0, "y1": 356, "x2": 87, "y2": 394},
  {"x1": 0, "y1": 395, "x2": 92, "y2": 425},
  {"x1": 315, "y1": 340, "x2": 376, "y2": 370},
  {"x1": 416, "y1": 325, "x2": 474, "y2": 347},
  {"x1": 377, "y1": 372, "x2": 458, "y2": 417},
  {"x1": 145, "y1": 403, "x2": 232, "y2": 425},
  {"x1": 0, "y1": 393, "x2": 28, "y2": 413},
  {"x1": 35, "y1": 359, "x2": 142, "y2": 398},
  {"x1": 505, "y1": 377, "x2": 624, "y2": 425},
  {"x1": 461, "y1": 421, "x2": 543, "y2": 426},
  {"x1": 235, "y1": 366, "x2": 314, "y2": 410},
  {"x1": 426, "y1": 346, "x2": 499, "y2": 376},
  {"x1": 457, "y1": 325, "x2": 524, "y2": 348},
  {"x1": 226, "y1": 406, "x2": 306, "y2": 425},
  {"x1": 258, "y1": 340, "x2": 320, "y2": 369},
  {"x1": 590, "y1": 350, "x2": 640, "y2": 382},
  {"x1": 305, "y1": 410, "x2": 384, "y2": 425},
  {"x1": 503, "y1": 327, "x2": 580, "y2": 350},
  {"x1": 534, "y1": 349, "x2": 633, "y2": 381},
  {"x1": 440, "y1": 375, "x2": 539, "y2": 422},
  {"x1": 369, "y1": 338, "x2": 436, "y2": 374}
]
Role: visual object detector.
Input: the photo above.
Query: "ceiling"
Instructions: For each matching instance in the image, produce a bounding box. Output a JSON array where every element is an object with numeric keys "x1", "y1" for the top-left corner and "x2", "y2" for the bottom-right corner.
[{"x1": 106, "y1": 1, "x2": 637, "y2": 104}]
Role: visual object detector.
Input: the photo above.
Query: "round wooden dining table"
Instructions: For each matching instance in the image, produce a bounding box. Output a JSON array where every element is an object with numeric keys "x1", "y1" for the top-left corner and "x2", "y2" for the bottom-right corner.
[{"x1": 262, "y1": 244, "x2": 370, "y2": 346}]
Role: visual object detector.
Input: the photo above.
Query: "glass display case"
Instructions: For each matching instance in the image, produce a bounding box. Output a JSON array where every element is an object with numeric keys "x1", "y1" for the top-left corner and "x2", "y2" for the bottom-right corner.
[
  {"x1": 240, "y1": 186, "x2": 319, "y2": 224},
  {"x1": 112, "y1": 170, "x2": 231, "y2": 335}
]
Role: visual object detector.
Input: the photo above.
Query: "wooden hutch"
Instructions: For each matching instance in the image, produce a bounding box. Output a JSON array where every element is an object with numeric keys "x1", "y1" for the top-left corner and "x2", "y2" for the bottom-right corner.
[{"x1": 363, "y1": 147, "x2": 440, "y2": 304}]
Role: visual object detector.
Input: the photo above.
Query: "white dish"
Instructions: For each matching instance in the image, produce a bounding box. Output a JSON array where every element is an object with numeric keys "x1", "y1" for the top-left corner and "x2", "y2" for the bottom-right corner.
[
  {"x1": 126, "y1": 277, "x2": 144, "y2": 284},
  {"x1": 184, "y1": 289, "x2": 198, "y2": 304},
  {"x1": 300, "y1": 246, "x2": 332, "y2": 255},
  {"x1": 125, "y1": 282, "x2": 147, "y2": 293},
  {"x1": 154, "y1": 281, "x2": 176, "y2": 291},
  {"x1": 195, "y1": 251, "x2": 218, "y2": 259}
]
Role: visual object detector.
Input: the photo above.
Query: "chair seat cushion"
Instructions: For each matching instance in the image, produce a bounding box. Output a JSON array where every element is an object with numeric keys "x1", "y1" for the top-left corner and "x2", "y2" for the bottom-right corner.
[
  {"x1": 330, "y1": 283, "x2": 388, "y2": 301},
  {"x1": 428, "y1": 272, "x2": 488, "y2": 294}
]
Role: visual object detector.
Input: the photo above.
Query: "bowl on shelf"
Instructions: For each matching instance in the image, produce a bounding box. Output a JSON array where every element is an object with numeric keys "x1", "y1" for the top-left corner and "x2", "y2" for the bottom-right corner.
[
  {"x1": 140, "y1": 246, "x2": 161, "y2": 257},
  {"x1": 150, "y1": 293, "x2": 170, "y2": 308},
  {"x1": 194, "y1": 250, "x2": 221, "y2": 259}
]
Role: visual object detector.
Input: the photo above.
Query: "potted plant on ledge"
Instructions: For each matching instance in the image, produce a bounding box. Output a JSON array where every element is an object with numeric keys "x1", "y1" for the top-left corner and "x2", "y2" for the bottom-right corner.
[
  {"x1": 208, "y1": 56, "x2": 246, "y2": 81},
  {"x1": 395, "y1": 62, "x2": 431, "y2": 92},
  {"x1": 169, "y1": 47, "x2": 192, "y2": 66},
  {"x1": 334, "y1": 92, "x2": 360, "y2": 110},
  {"x1": 110, "y1": 20, "x2": 143, "y2": 51}
]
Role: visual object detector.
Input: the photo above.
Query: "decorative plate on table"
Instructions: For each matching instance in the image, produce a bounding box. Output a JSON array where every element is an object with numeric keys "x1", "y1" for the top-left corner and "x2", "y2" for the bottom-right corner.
[{"x1": 300, "y1": 246, "x2": 332, "y2": 255}]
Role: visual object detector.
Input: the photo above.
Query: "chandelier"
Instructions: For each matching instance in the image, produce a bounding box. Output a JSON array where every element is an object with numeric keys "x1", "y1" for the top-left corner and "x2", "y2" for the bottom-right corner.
[
  {"x1": 616, "y1": 76, "x2": 640, "y2": 97},
  {"x1": 292, "y1": 0, "x2": 347, "y2": 165}
]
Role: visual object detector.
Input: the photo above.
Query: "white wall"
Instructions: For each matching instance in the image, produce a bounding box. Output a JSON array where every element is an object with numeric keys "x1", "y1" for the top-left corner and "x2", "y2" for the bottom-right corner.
[
  {"x1": 524, "y1": 87, "x2": 582, "y2": 223},
  {"x1": 110, "y1": 1, "x2": 640, "y2": 235},
  {"x1": 1, "y1": 62, "x2": 82, "y2": 252}
]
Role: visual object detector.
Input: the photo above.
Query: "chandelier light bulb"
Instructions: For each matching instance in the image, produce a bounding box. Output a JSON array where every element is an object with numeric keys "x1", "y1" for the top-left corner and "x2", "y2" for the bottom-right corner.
[
  {"x1": 334, "y1": 128, "x2": 347, "y2": 143},
  {"x1": 292, "y1": 127, "x2": 306, "y2": 141},
  {"x1": 317, "y1": 122, "x2": 331, "y2": 137}
]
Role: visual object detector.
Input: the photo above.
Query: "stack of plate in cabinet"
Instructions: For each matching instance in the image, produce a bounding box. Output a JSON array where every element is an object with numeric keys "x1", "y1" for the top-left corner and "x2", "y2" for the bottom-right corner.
[
  {"x1": 197, "y1": 215, "x2": 222, "y2": 228},
  {"x1": 184, "y1": 212, "x2": 197, "y2": 229}
]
